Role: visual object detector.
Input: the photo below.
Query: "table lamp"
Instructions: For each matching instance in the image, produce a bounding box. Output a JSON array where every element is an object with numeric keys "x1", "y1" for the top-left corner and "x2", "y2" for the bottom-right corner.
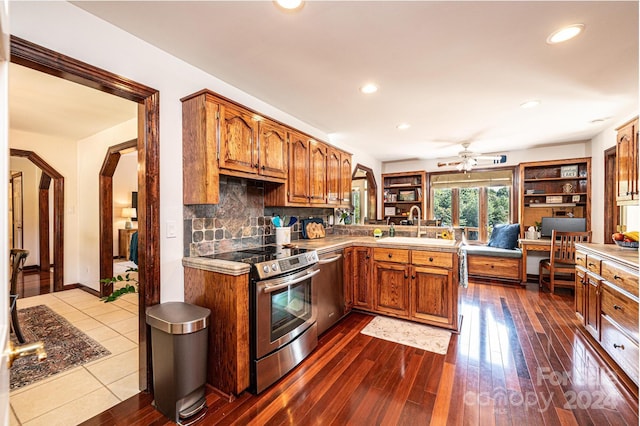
[{"x1": 122, "y1": 207, "x2": 137, "y2": 229}]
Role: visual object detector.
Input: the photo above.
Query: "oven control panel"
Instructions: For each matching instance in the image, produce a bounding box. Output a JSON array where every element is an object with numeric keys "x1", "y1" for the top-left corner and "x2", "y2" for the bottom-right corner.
[{"x1": 254, "y1": 250, "x2": 319, "y2": 280}]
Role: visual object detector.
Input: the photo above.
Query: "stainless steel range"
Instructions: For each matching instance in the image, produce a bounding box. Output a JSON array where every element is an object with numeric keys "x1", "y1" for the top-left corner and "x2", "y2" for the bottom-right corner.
[{"x1": 207, "y1": 245, "x2": 320, "y2": 393}]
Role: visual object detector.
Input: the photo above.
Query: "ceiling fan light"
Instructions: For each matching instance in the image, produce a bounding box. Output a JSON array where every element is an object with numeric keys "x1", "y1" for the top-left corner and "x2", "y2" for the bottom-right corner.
[
  {"x1": 360, "y1": 83, "x2": 378, "y2": 94},
  {"x1": 547, "y1": 24, "x2": 584, "y2": 44}
]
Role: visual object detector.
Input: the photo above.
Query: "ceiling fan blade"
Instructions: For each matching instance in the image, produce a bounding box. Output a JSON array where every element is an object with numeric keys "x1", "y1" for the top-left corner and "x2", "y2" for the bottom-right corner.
[
  {"x1": 475, "y1": 154, "x2": 507, "y2": 164},
  {"x1": 437, "y1": 160, "x2": 462, "y2": 167}
]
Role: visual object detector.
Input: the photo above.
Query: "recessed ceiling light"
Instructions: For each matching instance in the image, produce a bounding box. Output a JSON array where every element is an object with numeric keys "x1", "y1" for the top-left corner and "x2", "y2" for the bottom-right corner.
[
  {"x1": 520, "y1": 100, "x2": 541, "y2": 109},
  {"x1": 274, "y1": 0, "x2": 304, "y2": 11},
  {"x1": 547, "y1": 24, "x2": 584, "y2": 44},
  {"x1": 396, "y1": 123, "x2": 411, "y2": 130},
  {"x1": 360, "y1": 83, "x2": 378, "y2": 94}
]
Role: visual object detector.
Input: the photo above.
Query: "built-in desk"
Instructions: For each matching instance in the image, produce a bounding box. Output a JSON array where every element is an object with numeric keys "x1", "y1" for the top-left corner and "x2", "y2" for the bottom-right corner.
[{"x1": 518, "y1": 238, "x2": 551, "y2": 283}]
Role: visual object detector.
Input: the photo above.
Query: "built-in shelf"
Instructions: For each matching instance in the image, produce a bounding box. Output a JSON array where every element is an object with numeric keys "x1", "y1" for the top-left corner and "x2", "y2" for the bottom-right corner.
[{"x1": 527, "y1": 203, "x2": 577, "y2": 208}]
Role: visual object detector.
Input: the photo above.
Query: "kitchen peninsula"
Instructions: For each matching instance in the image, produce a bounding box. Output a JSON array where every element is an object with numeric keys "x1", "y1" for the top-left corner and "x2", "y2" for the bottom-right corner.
[{"x1": 182, "y1": 234, "x2": 461, "y2": 397}]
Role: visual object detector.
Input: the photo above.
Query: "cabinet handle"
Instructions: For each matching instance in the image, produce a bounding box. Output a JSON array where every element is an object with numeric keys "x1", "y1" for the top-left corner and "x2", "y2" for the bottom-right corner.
[
  {"x1": 614, "y1": 304, "x2": 623, "y2": 311},
  {"x1": 614, "y1": 275, "x2": 622, "y2": 280},
  {"x1": 404, "y1": 273, "x2": 408, "y2": 279},
  {"x1": 613, "y1": 343, "x2": 625, "y2": 350},
  {"x1": 429, "y1": 257, "x2": 434, "y2": 262},
  {"x1": 411, "y1": 275, "x2": 416, "y2": 279},
  {"x1": 261, "y1": 165, "x2": 265, "y2": 170},
  {"x1": 366, "y1": 255, "x2": 370, "y2": 259},
  {"x1": 388, "y1": 253, "x2": 393, "y2": 258},
  {"x1": 588, "y1": 263, "x2": 596, "y2": 267}
]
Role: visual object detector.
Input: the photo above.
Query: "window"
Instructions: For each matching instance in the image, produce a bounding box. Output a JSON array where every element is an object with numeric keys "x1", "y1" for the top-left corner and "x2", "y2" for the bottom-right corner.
[{"x1": 429, "y1": 169, "x2": 515, "y2": 242}]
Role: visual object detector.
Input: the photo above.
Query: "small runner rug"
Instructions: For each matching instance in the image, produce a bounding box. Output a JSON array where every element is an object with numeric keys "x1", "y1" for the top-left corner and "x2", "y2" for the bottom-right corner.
[
  {"x1": 360, "y1": 316, "x2": 451, "y2": 355},
  {"x1": 10, "y1": 304, "x2": 111, "y2": 390}
]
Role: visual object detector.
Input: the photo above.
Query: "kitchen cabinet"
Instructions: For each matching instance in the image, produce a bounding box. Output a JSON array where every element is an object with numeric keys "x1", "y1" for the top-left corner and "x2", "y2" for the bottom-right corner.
[
  {"x1": 280, "y1": 132, "x2": 326, "y2": 205},
  {"x1": 258, "y1": 119, "x2": 288, "y2": 179},
  {"x1": 353, "y1": 246, "x2": 458, "y2": 332},
  {"x1": 219, "y1": 103, "x2": 260, "y2": 175},
  {"x1": 373, "y1": 248, "x2": 410, "y2": 317},
  {"x1": 575, "y1": 243, "x2": 639, "y2": 390},
  {"x1": 309, "y1": 140, "x2": 327, "y2": 204},
  {"x1": 519, "y1": 158, "x2": 591, "y2": 233},
  {"x1": 340, "y1": 154, "x2": 352, "y2": 206},
  {"x1": 352, "y1": 247, "x2": 373, "y2": 310},
  {"x1": 616, "y1": 117, "x2": 639, "y2": 205},
  {"x1": 343, "y1": 247, "x2": 354, "y2": 312},
  {"x1": 382, "y1": 171, "x2": 426, "y2": 225}
]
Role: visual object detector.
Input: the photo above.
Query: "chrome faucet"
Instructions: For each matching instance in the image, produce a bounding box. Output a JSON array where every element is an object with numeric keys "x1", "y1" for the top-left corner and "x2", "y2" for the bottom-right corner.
[{"x1": 408, "y1": 205, "x2": 425, "y2": 238}]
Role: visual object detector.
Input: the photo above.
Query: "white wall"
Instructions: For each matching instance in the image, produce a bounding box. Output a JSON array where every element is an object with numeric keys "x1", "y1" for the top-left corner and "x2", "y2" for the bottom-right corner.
[
  {"x1": 10, "y1": 2, "x2": 376, "y2": 301},
  {"x1": 9, "y1": 128, "x2": 79, "y2": 283},
  {"x1": 77, "y1": 118, "x2": 136, "y2": 289}
]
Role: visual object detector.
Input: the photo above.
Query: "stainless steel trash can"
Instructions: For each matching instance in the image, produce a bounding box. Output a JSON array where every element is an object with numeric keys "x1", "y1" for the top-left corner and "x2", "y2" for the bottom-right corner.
[{"x1": 146, "y1": 302, "x2": 210, "y2": 424}]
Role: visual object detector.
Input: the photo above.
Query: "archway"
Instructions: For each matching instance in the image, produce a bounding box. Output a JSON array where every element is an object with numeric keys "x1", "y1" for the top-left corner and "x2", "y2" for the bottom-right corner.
[
  {"x1": 11, "y1": 36, "x2": 160, "y2": 391},
  {"x1": 99, "y1": 138, "x2": 137, "y2": 296},
  {"x1": 9, "y1": 148, "x2": 63, "y2": 291}
]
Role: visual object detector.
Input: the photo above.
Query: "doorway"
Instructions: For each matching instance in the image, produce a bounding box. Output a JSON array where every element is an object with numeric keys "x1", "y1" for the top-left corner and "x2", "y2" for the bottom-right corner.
[
  {"x1": 10, "y1": 36, "x2": 160, "y2": 391},
  {"x1": 9, "y1": 172, "x2": 22, "y2": 250}
]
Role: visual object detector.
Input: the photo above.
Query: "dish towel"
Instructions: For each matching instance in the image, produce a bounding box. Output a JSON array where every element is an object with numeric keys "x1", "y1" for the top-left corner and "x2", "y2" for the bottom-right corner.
[{"x1": 458, "y1": 246, "x2": 468, "y2": 288}]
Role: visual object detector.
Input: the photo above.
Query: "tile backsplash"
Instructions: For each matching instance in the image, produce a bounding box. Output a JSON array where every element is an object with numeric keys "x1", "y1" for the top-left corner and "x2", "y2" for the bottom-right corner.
[{"x1": 184, "y1": 176, "x2": 334, "y2": 256}]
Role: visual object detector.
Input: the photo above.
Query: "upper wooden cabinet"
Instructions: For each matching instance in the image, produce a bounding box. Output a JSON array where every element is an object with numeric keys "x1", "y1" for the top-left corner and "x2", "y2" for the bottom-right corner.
[
  {"x1": 616, "y1": 117, "x2": 639, "y2": 205},
  {"x1": 219, "y1": 103, "x2": 260, "y2": 175},
  {"x1": 182, "y1": 89, "x2": 352, "y2": 206},
  {"x1": 258, "y1": 120, "x2": 288, "y2": 180}
]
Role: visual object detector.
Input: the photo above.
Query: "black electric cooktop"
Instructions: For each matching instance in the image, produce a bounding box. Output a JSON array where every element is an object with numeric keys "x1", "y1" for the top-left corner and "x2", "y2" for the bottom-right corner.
[{"x1": 204, "y1": 245, "x2": 309, "y2": 265}]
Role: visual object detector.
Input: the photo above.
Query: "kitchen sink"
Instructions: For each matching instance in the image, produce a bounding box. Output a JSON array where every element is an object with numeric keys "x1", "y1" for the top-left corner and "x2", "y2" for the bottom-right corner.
[{"x1": 374, "y1": 237, "x2": 457, "y2": 246}]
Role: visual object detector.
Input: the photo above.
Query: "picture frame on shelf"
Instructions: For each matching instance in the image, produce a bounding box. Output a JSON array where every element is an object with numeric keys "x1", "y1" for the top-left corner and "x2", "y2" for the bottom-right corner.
[
  {"x1": 384, "y1": 207, "x2": 396, "y2": 216},
  {"x1": 560, "y1": 165, "x2": 578, "y2": 177},
  {"x1": 397, "y1": 190, "x2": 416, "y2": 201}
]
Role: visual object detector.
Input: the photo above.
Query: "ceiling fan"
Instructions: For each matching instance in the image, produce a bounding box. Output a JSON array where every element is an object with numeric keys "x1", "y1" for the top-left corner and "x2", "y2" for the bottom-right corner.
[{"x1": 437, "y1": 143, "x2": 507, "y2": 172}]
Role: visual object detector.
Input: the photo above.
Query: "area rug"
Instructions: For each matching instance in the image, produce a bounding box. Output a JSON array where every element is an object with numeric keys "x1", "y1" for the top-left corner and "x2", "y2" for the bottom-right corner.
[
  {"x1": 360, "y1": 316, "x2": 451, "y2": 355},
  {"x1": 10, "y1": 305, "x2": 111, "y2": 390}
]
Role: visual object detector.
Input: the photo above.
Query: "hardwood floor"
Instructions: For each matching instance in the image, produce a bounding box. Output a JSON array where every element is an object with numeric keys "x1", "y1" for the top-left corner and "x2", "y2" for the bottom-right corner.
[
  {"x1": 15, "y1": 268, "x2": 55, "y2": 298},
  {"x1": 81, "y1": 282, "x2": 639, "y2": 425}
]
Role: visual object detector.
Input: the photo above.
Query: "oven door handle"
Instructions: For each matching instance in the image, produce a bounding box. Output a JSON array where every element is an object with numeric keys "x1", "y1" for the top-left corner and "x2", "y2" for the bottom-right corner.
[
  {"x1": 318, "y1": 253, "x2": 342, "y2": 265},
  {"x1": 262, "y1": 269, "x2": 321, "y2": 294}
]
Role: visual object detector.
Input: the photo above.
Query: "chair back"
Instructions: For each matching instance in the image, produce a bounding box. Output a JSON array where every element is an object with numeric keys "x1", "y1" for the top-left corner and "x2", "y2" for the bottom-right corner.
[
  {"x1": 550, "y1": 230, "x2": 591, "y2": 265},
  {"x1": 10, "y1": 249, "x2": 29, "y2": 295}
]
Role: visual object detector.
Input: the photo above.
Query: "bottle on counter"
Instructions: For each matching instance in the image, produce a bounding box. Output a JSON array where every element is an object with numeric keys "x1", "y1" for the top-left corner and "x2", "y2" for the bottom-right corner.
[{"x1": 389, "y1": 223, "x2": 395, "y2": 237}]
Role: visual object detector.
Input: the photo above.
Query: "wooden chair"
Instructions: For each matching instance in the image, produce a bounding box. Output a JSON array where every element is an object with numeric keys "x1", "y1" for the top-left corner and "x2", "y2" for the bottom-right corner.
[
  {"x1": 539, "y1": 230, "x2": 591, "y2": 293},
  {"x1": 10, "y1": 249, "x2": 29, "y2": 343}
]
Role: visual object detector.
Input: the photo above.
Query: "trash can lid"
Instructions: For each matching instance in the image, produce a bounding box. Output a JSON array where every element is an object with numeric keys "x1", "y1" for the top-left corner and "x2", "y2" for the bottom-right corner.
[{"x1": 146, "y1": 302, "x2": 211, "y2": 334}]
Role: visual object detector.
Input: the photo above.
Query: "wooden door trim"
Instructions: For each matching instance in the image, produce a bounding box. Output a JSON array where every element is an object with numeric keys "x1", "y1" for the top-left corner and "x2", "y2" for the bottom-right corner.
[
  {"x1": 11, "y1": 36, "x2": 160, "y2": 392},
  {"x1": 604, "y1": 146, "x2": 619, "y2": 242},
  {"x1": 99, "y1": 139, "x2": 137, "y2": 297},
  {"x1": 9, "y1": 148, "x2": 62, "y2": 288}
]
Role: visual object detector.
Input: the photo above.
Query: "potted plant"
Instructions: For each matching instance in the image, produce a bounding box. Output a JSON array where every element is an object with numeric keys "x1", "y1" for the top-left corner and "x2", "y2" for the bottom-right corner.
[{"x1": 99, "y1": 267, "x2": 138, "y2": 302}]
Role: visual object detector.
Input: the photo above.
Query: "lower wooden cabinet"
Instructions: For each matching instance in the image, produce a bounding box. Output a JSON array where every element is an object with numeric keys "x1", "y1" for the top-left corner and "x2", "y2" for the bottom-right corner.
[
  {"x1": 575, "y1": 244, "x2": 639, "y2": 390},
  {"x1": 352, "y1": 247, "x2": 373, "y2": 310},
  {"x1": 410, "y1": 265, "x2": 454, "y2": 328},
  {"x1": 343, "y1": 247, "x2": 354, "y2": 313},
  {"x1": 351, "y1": 246, "x2": 459, "y2": 332},
  {"x1": 374, "y1": 262, "x2": 410, "y2": 316}
]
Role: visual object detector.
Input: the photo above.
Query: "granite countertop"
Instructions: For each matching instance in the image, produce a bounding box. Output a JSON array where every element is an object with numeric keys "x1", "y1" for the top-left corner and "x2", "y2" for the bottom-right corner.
[
  {"x1": 575, "y1": 242, "x2": 639, "y2": 270},
  {"x1": 182, "y1": 235, "x2": 461, "y2": 275}
]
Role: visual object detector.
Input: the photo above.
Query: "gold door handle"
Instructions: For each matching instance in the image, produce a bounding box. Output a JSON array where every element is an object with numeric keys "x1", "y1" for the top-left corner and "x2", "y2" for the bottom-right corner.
[{"x1": 7, "y1": 341, "x2": 47, "y2": 368}]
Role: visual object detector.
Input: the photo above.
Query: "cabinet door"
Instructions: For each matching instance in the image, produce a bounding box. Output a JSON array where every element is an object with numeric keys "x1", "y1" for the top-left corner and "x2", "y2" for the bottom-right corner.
[
  {"x1": 616, "y1": 121, "x2": 637, "y2": 202},
  {"x1": 309, "y1": 140, "x2": 327, "y2": 204},
  {"x1": 575, "y1": 266, "x2": 587, "y2": 324},
  {"x1": 373, "y1": 262, "x2": 410, "y2": 317},
  {"x1": 288, "y1": 132, "x2": 310, "y2": 204},
  {"x1": 258, "y1": 120, "x2": 288, "y2": 179},
  {"x1": 585, "y1": 272, "x2": 601, "y2": 340},
  {"x1": 353, "y1": 247, "x2": 373, "y2": 310},
  {"x1": 410, "y1": 265, "x2": 454, "y2": 328},
  {"x1": 326, "y1": 147, "x2": 341, "y2": 205},
  {"x1": 340, "y1": 153, "x2": 352, "y2": 205},
  {"x1": 219, "y1": 103, "x2": 259, "y2": 174},
  {"x1": 343, "y1": 247, "x2": 354, "y2": 312}
]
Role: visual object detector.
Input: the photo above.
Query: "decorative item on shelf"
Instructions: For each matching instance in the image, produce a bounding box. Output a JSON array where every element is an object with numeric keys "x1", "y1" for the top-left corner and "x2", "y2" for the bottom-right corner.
[
  {"x1": 560, "y1": 165, "x2": 578, "y2": 177},
  {"x1": 121, "y1": 207, "x2": 137, "y2": 229},
  {"x1": 398, "y1": 190, "x2": 415, "y2": 201},
  {"x1": 384, "y1": 206, "x2": 396, "y2": 216},
  {"x1": 572, "y1": 195, "x2": 581, "y2": 202},
  {"x1": 545, "y1": 195, "x2": 563, "y2": 204},
  {"x1": 562, "y1": 183, "x2": 574, "y2": 193}
]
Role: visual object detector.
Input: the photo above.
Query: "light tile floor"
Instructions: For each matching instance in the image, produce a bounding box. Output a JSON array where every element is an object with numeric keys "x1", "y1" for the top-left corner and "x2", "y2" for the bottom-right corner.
[{"x1": 9, "y1": 288, "x2": 140, "y2": 425}]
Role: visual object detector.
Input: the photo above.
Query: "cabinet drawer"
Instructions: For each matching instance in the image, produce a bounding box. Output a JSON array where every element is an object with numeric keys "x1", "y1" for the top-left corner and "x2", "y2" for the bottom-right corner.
[
  {"x1": 467, "y1": 256, "x2": 520, "y2": 280},
  {"x1": 600, "y1": 283, "x2": 639, "y2": 343},
  {"x1": 600, "y1": 315, "x2": 639, "y2": 386},
  {"x1": 373, "y1": 248, "x2": 409, "y2": 264},
  {"x1": 411, "y1": 251, "x2": 453, "y2": 269},
  {"x1": 575, "y1": 251, "x2": 587, "y2": 268},
  {"x1": 586, "y1": 255, "x2": 602, "y2": 275},
  {"x1": 602, "y1": 261, "x2": 639, "y2": 298}
]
